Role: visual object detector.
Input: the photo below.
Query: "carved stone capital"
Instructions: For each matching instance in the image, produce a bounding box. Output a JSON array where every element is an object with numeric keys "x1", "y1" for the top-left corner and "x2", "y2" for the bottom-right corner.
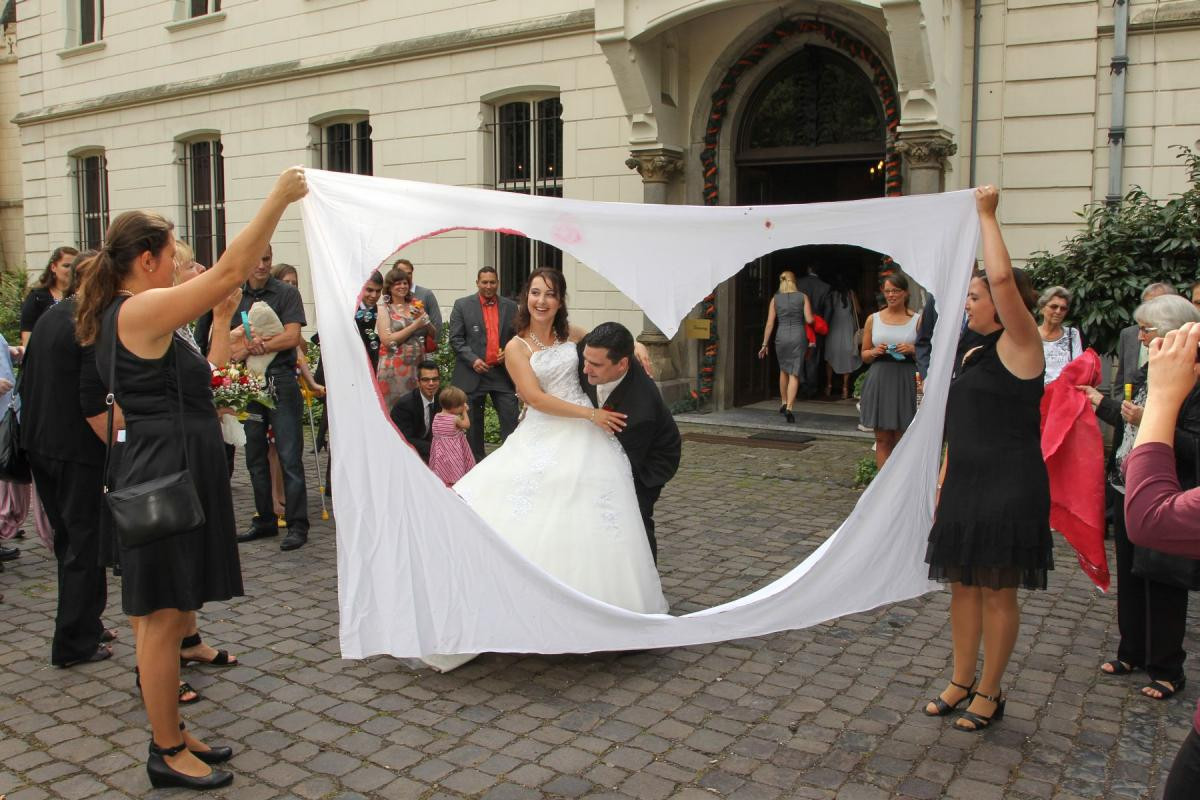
[
  {"x1": 625, "y1": 148, "x2": 684, "y2": 184},
  {"x1": 894, "y1": 134, "x2": 958, "y2": 168}
]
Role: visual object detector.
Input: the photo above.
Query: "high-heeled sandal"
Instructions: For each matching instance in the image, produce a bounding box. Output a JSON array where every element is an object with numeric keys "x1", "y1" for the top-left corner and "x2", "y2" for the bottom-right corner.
[
  {"x1": 779, "y1": 404, "x2": 787, "y2": 415},
  {"x1": 146, "y1": 740, "x2": 233, "y2": 789},
  {"x1": 180, "y1": 721, "x2": 232, "y2": 764},
  {"x1": 785, "y1": 410, "x2": 795, "y2": 423},
  {"x1": 924, "y1": 677, "x2": 975, "y2": 716},
  {"x1": 180, "y1": 633, "x2": 237, "y2": 667},
  {"x1": 955, "y1": 690, "x2": 1005, "y2": 732},
  {"x1": 134, "y1": 667, "x2": 202, "y2": 704}
]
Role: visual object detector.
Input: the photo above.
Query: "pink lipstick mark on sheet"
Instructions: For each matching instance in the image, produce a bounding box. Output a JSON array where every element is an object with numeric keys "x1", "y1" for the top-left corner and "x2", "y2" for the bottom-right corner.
[{"x1": 552, "y1": 221, "x2": 583, "y2": 245}]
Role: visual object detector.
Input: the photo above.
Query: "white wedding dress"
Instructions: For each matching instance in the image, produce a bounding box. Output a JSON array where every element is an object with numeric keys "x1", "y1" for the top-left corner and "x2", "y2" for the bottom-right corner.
[{"x1": 420, "y1": 341, "x2": 668, "y2": 671}]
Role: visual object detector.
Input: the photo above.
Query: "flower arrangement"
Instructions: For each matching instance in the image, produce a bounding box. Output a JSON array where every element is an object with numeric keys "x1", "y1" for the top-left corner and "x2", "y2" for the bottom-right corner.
[{"x1": 210, "y1": 363, "x2": 274, "y2": 412}]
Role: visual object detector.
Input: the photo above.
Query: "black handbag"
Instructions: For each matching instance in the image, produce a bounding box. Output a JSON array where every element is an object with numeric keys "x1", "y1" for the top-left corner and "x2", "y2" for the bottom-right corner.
[
  {"x1": 0, "y1": 370, "x2": 31, "y2": 483},
  {"x1": 1130, "y1": 434, "x2": 1200, "y2": 591},
  {"x1": 103, "y1": 314, "x2": 205, "y2": 548}
]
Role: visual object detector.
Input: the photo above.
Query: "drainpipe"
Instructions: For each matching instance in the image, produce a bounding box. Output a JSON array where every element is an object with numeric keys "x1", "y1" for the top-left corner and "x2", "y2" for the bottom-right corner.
[
  {"x1": 968, "y1": 0, "x2": 982, "y2": 186},
  {"x1": 1106, "y1": 0, "x2": 1130, "y2": 206}
]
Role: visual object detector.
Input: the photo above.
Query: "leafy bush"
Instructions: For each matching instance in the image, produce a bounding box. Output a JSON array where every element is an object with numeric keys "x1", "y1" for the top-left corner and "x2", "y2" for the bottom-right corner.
[
  {"x1": 852, "y1": 455, "x2": 878, "y2": 488},
  {"x1": 0, "y1": 268, "x2": 28, "y2": 345},
  {"x1": 1026, "y1": 146, "x2": 1200, "y2": 355}
]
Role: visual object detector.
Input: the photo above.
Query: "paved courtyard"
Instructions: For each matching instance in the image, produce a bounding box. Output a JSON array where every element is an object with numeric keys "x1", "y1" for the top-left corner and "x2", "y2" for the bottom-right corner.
[{"x1": 1, "y1": 424, "x2": 1197, "y2": 799}]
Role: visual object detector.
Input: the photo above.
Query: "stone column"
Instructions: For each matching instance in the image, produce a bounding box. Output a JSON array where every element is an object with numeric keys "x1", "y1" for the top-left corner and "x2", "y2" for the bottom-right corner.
[
  {"x1": 894, "y1": 131, "x2": 957, "y2": 195},
  {"x1": 625, "y1": 147, "x2": 684, "y2": 386}
]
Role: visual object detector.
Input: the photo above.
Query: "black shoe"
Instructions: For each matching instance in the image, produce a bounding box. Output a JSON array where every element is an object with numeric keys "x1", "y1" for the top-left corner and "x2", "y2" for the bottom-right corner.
[
  {"x1": 280, "y1": 529, "x2": 308, "y2": 551},
  {"x1": 181, "y1": 722, "x2": 232, "y2": 764},
  {"x1": 236, "y1": 526, "x2": 277, "y2": 544},
  {"x1": 785, "y1": 411, "x2": 795, "y2": 423},
  {"x1": 146, "y1": 741, "x2": 233, "y2": 789},
  {"x1": 779, "y1": 404, "x2": 787, "y2": 415},
  {"x1": 0, "y1": 545, "x2": 19, "y2": 561}
]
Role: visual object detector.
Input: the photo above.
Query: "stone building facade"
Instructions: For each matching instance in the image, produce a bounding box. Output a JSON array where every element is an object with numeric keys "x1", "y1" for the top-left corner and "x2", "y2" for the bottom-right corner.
[{"x1": 11, "y1": 0, "x2": 1200, "y2": 407}]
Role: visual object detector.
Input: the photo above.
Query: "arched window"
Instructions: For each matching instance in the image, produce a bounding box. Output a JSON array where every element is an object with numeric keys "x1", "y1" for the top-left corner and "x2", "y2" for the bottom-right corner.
[{"x1": 738, "y1": 46, "x2": 884, "y2": 162}]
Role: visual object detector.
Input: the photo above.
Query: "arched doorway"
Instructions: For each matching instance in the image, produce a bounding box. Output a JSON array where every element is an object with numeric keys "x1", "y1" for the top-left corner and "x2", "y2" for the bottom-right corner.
[{"x1": 733, "y1": 44, "x2": 890, "y2": 405}]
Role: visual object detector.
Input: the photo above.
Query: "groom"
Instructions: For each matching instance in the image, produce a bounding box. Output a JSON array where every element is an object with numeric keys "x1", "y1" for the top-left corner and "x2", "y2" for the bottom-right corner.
[{"x1": 577, "y1": 322, "x2": 681, "y2": 563}]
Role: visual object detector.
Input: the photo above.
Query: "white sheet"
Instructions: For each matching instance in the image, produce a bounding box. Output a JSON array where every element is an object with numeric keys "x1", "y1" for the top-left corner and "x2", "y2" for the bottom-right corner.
[{"x1": 299, "y1": 169, "x2": 980, "y2": 660}]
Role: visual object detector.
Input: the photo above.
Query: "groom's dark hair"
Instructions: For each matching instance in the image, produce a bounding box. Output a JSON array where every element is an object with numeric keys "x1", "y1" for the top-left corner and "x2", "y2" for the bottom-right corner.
[{"x1": 585, "y1": 322, "x2": 634, "y2": 365}]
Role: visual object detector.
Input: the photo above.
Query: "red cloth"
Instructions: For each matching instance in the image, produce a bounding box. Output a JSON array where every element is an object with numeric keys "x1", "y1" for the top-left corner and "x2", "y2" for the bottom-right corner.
[
  {"x1": 803, "y1": 315, "x2": 830, "y2": 346},
  {"x1": 1039, "y1": 349, "x2": 1109, "y2": 590},
  {"x1": 479, "y1": 294, "x2": 500, "y2": 365}
]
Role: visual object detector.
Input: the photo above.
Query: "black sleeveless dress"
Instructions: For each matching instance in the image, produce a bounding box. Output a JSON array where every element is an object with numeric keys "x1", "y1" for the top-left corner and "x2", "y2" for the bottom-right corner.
[
  {"x1": 97, "y1": 297, "x2": 243, "y2": 616},
  {"x1": 925, "y1": 331, "x2": 1053, "y2": 590}
]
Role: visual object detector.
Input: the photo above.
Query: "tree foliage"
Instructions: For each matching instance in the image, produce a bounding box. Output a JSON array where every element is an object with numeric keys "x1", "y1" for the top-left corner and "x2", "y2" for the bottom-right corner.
[{"x1": 1026, "y1": 146, "x2": 1200, "y2": 356}]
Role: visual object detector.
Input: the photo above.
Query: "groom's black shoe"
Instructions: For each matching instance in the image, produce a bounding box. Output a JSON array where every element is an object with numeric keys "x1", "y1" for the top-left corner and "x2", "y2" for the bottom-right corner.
[{"x1": 280, "y1": 529, "x2": 307, "y2": 551}]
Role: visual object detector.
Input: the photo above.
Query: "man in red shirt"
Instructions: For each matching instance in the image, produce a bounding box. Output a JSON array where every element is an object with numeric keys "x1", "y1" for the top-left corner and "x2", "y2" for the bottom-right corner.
[{"x1": 448, "y1": 267, "x2": 519, "y2": 461}]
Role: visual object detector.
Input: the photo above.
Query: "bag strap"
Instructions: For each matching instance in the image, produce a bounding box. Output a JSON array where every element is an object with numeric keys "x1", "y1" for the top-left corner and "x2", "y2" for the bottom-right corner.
[{"x1": 103, "y1": 299, "x2": 190, "y2": 493}]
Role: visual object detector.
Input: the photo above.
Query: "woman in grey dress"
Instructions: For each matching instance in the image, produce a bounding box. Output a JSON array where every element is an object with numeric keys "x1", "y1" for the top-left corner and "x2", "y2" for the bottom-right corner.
[{"x1": 758, "y1": 270, "x2": 813, "y2": 423}]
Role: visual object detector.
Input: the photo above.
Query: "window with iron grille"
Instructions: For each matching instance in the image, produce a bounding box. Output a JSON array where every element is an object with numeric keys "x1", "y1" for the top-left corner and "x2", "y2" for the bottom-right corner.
[
  {"x1": 490, "y1": 98, "x2": 563, "y2": 297},
  {"x1": 316, "y1": 119, "x2": 373, "y2": 175},
  {"x1": 189, "y1": 0, "x2": 221, "y2": 17},
  {"x1": 79, "y1": 0, "x2": 104, "y2": 45},
  {"x1": 180, "y1": 138, "x2": 226, "y2": 267},
  {"x1": 74, "y1": 152, "x2": 109, "y2": 250}
]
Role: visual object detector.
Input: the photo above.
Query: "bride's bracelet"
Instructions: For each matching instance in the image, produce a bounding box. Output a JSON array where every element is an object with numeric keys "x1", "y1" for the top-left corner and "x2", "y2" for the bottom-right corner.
[{"x1": 590, "y1": 408, "x2": 597, "y2": 422}]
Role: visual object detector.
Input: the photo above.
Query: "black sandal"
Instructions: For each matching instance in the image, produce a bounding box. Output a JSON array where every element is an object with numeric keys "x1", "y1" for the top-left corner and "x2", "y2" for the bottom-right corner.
[
  {"x1": 955, "y1": 690, "x2": 1005, "y2": 731},
  {"x1": 924, "y1": 677, "x2": 975, "y2": 717},
  {"x1": 134, "y1": 667, "x2": 202, "y2": 704},
  {"x1": 1142, "y1": 677, "x2": 1185, "y2": 700},
  {"x1": 56, "y1": 644, "x2": 112, "y2": 668},
  {"x1": 180, "y1": 633, "x2": 237, "y2": 667},
  {"x1": 1099, "y1": 659, "x2": 1136, "y2": 676}
]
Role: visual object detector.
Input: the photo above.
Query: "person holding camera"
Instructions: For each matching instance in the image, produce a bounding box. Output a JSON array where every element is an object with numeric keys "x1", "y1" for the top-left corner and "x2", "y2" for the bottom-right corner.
[
  {"x1": 859, "y1": 272, "x2": 920, "y2": 469},
  {"x1": 375, "y1": 266, "x2": 436, "y2": 409},
  {"x1": 75, "y1": 167, "x2": 307, "y2": 790},
  {"x1": 1078, "y1": 294, "x2": 1200, "y2": 701},
  {"x1": 1124, "y1": 320, "x2": 1200, "y2": 799}
]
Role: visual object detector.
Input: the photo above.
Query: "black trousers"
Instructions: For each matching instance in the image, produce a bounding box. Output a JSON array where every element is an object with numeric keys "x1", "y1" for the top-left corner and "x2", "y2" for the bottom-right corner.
[
  {"x1": 29, "y1": 454, "x2": 107, "y2": 666},
  {"x1": 634, "y1": 480, "x2": 662, "y2": 564},
  {"x1": 1164, "y1": 727, "x2": 1200, "y2": 800},
  {"x1": 1113, "y1": 496, "x2": 1188, "y2": 682},
  {"x1": 466, "y1": 388, "x2": 519, "y2": 462},
  {"x1": 244, "y1": 372, "x2": 309, "y2": 534}
]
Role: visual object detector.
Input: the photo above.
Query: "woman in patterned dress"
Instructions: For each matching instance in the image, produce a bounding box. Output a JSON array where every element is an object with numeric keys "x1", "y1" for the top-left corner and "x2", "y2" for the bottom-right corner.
[{"x1": 375, "y1": 266, "x2": 435, "y2": 408}]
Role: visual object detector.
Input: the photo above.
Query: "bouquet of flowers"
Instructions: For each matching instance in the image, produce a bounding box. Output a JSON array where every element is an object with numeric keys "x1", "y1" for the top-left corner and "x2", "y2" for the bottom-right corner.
[
  {"x1": 211, "y1": 364, "x2": 273, "y2": 446},
  {"x1": 210, "y1": 363, "x2": 274, "y2": 413}
]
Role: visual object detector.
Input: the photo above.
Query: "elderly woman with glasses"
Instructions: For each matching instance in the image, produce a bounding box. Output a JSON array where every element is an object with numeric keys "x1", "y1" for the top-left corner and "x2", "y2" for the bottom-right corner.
[
  {"x1": 1077, "y1": 294, "x2": 1200, "y2": 701},
  {"x1": 1037, "y1": 285, "x2": 1084, "y2": 384}
]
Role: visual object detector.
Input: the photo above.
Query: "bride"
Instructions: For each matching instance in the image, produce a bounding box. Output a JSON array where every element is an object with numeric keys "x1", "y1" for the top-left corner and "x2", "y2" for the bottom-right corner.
[{"x1": 420, "y1": 269, "x2": 668, "y2": 671}]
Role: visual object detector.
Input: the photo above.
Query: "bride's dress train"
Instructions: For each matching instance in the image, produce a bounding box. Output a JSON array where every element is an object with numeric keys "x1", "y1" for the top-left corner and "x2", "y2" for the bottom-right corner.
[{"x1": 420, "y1": 341, "x2": 668, "y2": 671}]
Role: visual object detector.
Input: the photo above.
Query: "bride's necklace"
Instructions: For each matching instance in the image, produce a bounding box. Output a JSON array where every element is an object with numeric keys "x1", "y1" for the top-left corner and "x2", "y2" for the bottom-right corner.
[{"x1": 528, "y1": 330, "x2": 559, "y2": 351}]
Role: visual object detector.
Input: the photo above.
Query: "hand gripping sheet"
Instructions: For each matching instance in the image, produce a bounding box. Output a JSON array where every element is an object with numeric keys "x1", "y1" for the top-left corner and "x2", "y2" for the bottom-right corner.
[{"x1": 299, "y1": 170, "x2": 981, "y2": 659}]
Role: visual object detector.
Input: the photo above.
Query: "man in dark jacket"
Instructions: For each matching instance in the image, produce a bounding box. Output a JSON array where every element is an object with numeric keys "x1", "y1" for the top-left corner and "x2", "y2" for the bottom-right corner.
[
  {"x1": 578, "y1": 322, "x2": 681, "y2": 562},
  {"x1": 21, "y1": 296, "x2": 112, "y2": 666},
  {"x1": 390, "y1": 361, "x2": 442, "y2": 463},
  {"x1": 448, "y1": 267, "x2": 519, "y2": 461}
]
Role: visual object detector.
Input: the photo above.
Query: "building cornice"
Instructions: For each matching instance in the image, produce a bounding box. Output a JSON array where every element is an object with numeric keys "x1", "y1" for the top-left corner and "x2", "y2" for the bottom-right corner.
[
  {"x1": 14, "y1": 9, "x2": 595, "y2": 127},
  {"x1": 1098, "y1": 0, "x2": 1200, "y2": 35}
]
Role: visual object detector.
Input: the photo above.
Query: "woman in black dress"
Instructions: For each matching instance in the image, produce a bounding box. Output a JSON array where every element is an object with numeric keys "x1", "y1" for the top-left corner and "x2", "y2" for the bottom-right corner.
[
  {"x1": 20, "y1": 246, "x2": 79, "y2": 345},
  {"x1": 923, "y1": 186, "x2": 1051, "y2": 732},
  {"x1": 75, "y1": 167, "x2": 307, "y2": 789}
]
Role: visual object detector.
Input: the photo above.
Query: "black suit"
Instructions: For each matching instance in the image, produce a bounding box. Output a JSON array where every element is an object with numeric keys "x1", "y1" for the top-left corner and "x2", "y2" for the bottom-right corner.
[
  {"x1": 577, "y1": 343, "x2": 681, "y2": 561},
  {"x1": 390, "y1": 388, "x2": 441, "y2": 463},
  {"x1": 449, "y1": 293, "x2": 520, "y2": 460},
  {"x1": 794, "y1": 273, "x2": 832, "y2": 396}
]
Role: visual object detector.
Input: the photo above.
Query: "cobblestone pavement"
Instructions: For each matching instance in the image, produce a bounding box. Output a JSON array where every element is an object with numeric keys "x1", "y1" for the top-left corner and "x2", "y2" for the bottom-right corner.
[{"x1": 1, "y1": 424, "x2": 1197, "y2": 799}]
